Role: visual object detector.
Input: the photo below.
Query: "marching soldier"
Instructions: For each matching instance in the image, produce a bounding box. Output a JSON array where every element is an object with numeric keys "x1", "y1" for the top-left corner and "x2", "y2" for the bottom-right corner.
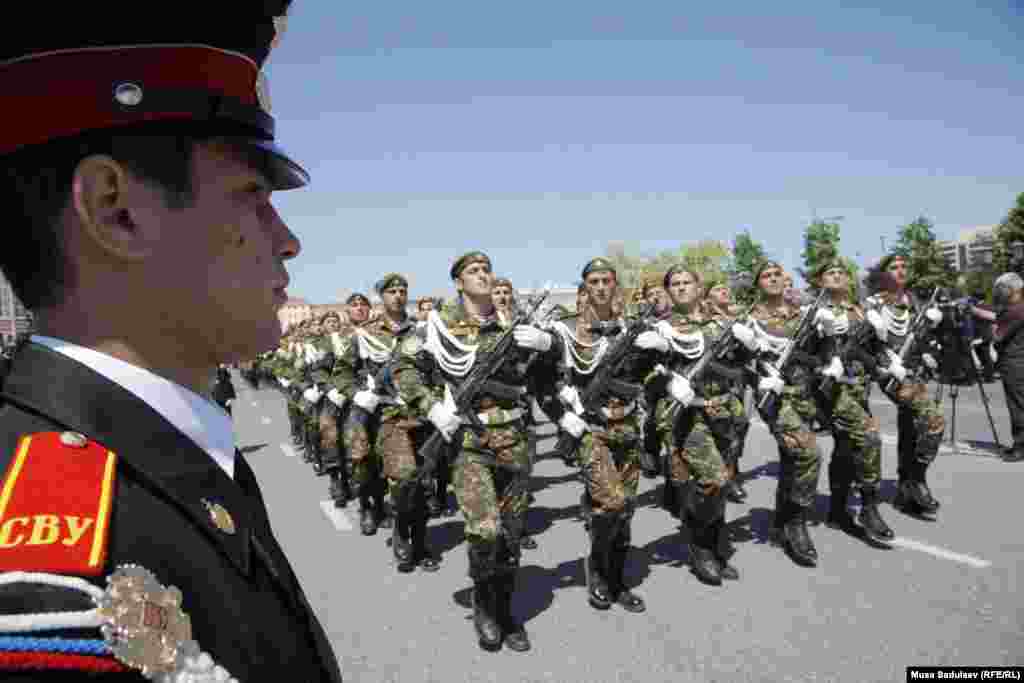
[
  {"x1": 309, "y1": 311, "x2": 350, "y2": 506},
  {"x1": 545, "y1": 258, "x2": 662, "y2": 613},
  {"x1": 744, "y1": 261, "x2": 838, "y2": 567},
  {"x1": 392, "y1": 251, "x2": 559, "y2": 652},
  {"x1": 864, "y1": 254, "x2": 946, "y2": 519},
  {"x1": 645, "y1": 266, "x2": 749, "y2": 585},
  {"x1": 807, "y1": 257, "x2": 894, "y2": 546},
  {"x1": 0, "y1": 9, "x2": 342, "y2": 680},
  {"x1": 211, "y1": 364, "x2": 237, "y2": 416}
]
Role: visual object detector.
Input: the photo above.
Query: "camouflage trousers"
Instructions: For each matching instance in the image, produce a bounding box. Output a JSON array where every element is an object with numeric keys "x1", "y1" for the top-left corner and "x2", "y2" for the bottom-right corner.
[
  {"x1": 882, "y1": 379, "x2": 945, "y2": 471},
  {"x1": 375, "y1": 418, "x2": 432, "y2": 501},
  {"x1": 343, "y1": 407, "x2": 381, "y2": 487},
  {"x1": 317, "y1": 402, "x2": 343, "y2": 470},
  {"x1": 820, "y1": 380, "x2": 882, "y2": 488},
  {"x1": 453, "y1": 421, "x2": 531, "y2": 556},
  {"x1": 578, "y1": 414, "x2": 642, "y2": 517},
  {"x1": 763, "y1": 390, "x2": 822, "y2": 508}
]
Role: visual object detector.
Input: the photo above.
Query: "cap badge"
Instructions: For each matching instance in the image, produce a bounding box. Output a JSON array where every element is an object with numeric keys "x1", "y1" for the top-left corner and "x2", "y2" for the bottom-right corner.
[
  {"x1": 113, "y1": 82, "x2": 144, "y2": 108},
  {"x1": 201, "y1": 499, "x2": 236, "y2": 535},
  {"x1": 59, "y1": 431, "x2": 89, "y2": 448}
]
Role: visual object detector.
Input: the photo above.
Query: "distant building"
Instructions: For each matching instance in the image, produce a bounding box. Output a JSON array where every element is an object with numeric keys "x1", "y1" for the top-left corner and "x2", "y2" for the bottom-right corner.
[
  {"x1": 939, "y1": 226, "x2": 996, "y2": 273},
  {"x1": 0, "y1": 270, "x2": 32, "y2": 347}
]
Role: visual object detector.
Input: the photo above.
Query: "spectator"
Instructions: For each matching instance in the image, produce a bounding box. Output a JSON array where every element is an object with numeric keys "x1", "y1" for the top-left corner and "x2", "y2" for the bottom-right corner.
[{"x1": 992, "y1": 273, "x2": 1024, "y2": 462}]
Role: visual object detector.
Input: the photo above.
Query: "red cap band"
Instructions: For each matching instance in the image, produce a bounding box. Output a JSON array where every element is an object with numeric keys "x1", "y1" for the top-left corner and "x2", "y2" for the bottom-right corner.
[{"x1": 0, "y1": 45, "x2": 262, "y2": 155}]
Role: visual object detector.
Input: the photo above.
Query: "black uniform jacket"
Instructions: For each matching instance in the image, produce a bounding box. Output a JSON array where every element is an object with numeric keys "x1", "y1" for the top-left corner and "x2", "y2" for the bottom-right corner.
[{"x1": 0, "y1": 342, "x2": 343, "y2": 682}]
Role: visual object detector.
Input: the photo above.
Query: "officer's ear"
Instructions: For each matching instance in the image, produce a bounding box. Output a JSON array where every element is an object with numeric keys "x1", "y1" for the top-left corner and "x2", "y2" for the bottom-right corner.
[{"x1": 70, "y1": 154, "x2": 161, "y2": 263}]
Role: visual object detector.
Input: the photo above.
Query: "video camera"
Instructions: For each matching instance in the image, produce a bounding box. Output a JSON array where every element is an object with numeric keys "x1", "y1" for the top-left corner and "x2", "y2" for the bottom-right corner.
[{"x1": 929, "y1": 288, "x2": 997, "y2": 386}]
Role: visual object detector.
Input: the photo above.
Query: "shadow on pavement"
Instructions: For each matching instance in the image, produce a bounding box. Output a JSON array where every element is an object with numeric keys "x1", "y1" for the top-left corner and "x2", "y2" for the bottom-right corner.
[
  {"x1": 726, "y1": 508, "x2": 775, "y2": 546},
  {"x1": 450, "y1": 558, "x2": 584, "y2": 627},
  {"x1": 527, "y1": 470, "x2": 581, "y2": 493},
  {"x1": 429, "y1": 519, "x2": 467, "y2": 558},
  {"x1": 522, "y1": 502, "x2": 590, "y2": 538},
  {"x1": 238, "y1": 443, "x2": 269, "y2": 455}
]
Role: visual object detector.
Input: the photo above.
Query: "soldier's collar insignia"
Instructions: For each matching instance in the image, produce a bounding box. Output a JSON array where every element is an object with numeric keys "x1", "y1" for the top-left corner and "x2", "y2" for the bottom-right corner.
[{"x1": 201, "y1": 499, "x2": 236, "y2": 535}]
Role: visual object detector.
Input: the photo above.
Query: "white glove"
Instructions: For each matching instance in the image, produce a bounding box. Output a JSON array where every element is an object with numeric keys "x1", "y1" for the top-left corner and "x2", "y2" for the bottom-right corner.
[
  {"x1": 667, "y1": 373, "x2": 695, "y2": 407},
  {"x1": 731, "y1": 323, "x2": 760, "y2": 352},
  {"x1": 925, "y1": 307, "x2": 943, "y2": 326},
  {"x1": 428, "y1": 401, "x2": 462, "y2": 442},
  {"x1": 634, "y1": 330, "x2": 669, "y2": 353},
  {"x1": 921, "y1": 353, "x2": 938, "y2": 370},
  {"x1": 814, "y1": 309, "x2": 837, "y2": 336},
  {"x1": 327, "y1": 388, "x2": 346, "y2": 407},
  {"x1": 990, "y1": 344, "x2": 999, "y2": 365},
  {"x1": 820, "y1": 356, "x2": 844, "y2": 379},
  {"x1": 513, "y1": 325, "x2": 553, "y2": 352},
  {"x1": 279, "y1": 378, "x2": 291, "y2": 389},
  {"x1": 303, "y1": 387, "x2": 322, "y2": 403},
  {"x1": 882, "y1": 351, "x2": 907, "y2": 382},
  {"x1": 224, "y1": 399, "x2": 233, "y2": 408},
  {"x1": 353, "y1": 390, "x2": 380, "y2": 413},
  {"x1": 558, "y1": 385, "x2": 585, "y2": 415},
  {"x1": 558, "y1": 412, "x2": 587, "y2": 439},
  {"x1": 865, "y1": 309, "x2": 887, "y2": 343},
  {"x1": 758, "y1": 372, "x2": 785, "y2": 395}
]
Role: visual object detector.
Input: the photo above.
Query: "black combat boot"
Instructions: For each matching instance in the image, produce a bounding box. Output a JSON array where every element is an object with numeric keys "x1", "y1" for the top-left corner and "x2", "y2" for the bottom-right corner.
[
  {"x1": 894, "y1": 461, "x2": 939, "y2": 518},
  {"x1": 329, "y1": 470, "x2": 349, "y2": 509},
  {"x1": 393, "y1": 483, "x2": 416, "y2": 572},
  {"x1": 826, "y1": 486, "x2": 856, "y2": 532},
  {"x1": 358, "y1": 484, "x2": 377, "y2": 536},
  {"x1": 608, "y1": 521, "x2": 645, "y2": 612},
  {"x1": 685, "y1": 484, "x2": 723, "y2": 586},
  {"x1": 724, "y1": 461, "x2": 748, "y2": 503},
  {"x1": 779, "y1": 501, "x2": 818, "y2": 568},
  {"x1": 469, "y1": 545, "x2": 503, "y2": 652},
  {"x1": 410, "y1": 488, "x2": 440, "y2": 572},
  {"x1": 496, "y1": 570, "x2": 530, "y2": 652},
  {"x1": 373, "y1": 478, "x2": 393, "y2": 529},
  {"x1": 586, "y1": 513, "x2": 618, "y2": 610},
  {"x1": 858, "y1": 486, "x2": 894, "y2": 546},
  {"x1": 711, "y1": 518, "x2": 739, "y2": 581}
]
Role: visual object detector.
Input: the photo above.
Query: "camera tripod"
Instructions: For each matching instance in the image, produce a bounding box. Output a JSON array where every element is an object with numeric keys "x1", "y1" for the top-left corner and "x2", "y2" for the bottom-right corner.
[{"x1": 933, "y1": 330, "x2": 1002, "y2": 455}]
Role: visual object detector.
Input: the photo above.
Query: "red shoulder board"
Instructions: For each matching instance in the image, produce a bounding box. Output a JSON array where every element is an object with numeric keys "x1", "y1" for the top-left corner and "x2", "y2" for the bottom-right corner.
[{"x1": 0, "y1": 432, "x2": 117, "y2": 576}]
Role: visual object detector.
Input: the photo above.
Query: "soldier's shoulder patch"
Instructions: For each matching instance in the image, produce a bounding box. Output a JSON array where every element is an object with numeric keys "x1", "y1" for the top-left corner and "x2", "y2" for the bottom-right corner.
[{"x1": 0, "y1": 432, "x2": 116, "y2": 576}]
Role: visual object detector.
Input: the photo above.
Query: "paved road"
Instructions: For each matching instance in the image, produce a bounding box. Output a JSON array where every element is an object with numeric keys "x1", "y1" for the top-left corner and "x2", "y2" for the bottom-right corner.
[{"x1": 231, "y1": 374, "x2": 1023, "y2": 682}]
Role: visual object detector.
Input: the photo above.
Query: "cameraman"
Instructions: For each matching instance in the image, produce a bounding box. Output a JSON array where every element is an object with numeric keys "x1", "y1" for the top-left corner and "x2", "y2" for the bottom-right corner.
[{"x1": 992, "y1": 273, "x2": 1024, "y2": 463}]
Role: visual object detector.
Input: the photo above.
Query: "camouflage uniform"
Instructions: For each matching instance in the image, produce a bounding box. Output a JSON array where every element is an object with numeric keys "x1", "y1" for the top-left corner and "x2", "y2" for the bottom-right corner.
[
  {"x1": 547, "y1": 301, "x2": 660, "y2": 610},
  {"x1": 749, "y1": 301, "x2": 823, "y2": 566},
  {"x1": 327, "y1": 316, "x2": 408, "y2": 535},
  {"x1": 393, "y1": 297, "x2": 559, "y2": 630},
  {"x1": 648, "y1": 304, "x2": 754, "y2": 581},
  {"x1": 864, "y1": 292, "x2": 945, "y2": 516}
]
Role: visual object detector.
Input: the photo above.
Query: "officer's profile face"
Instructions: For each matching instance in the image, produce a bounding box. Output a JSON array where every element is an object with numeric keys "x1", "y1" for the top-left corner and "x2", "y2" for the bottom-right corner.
[
  {"x1": 886, "y1": 257, "x2": 907, "y2": 286},
  {"x1": 758, "y1": 266, "x2": 785, "y2": 297},
  {"x1": 381, "y1": 286, "x2": 408, "y2": 314},
  {"x1": 668, "y1": 272, "x2": 700, "y2": 307},
  {"x1": 585, "y1": 271, "x2": 616, "y2": 308},
  {"x1": 457, "y1": 262, "x2": 493, "y2": 299},
  {"x1": 71, "y1": 138, "x2": 300, "y2": 361}
]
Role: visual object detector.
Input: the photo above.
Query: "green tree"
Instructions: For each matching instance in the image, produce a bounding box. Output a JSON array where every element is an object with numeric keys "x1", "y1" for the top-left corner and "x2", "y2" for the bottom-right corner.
[
  {"x1": 992, "y1": 192, "x2": 1024, "y2": 274},
  {"x1": 892, "y1": 216, "x2": 955, "y2": 298},
  {"x1": 603, "y1": 240, "x2": 649, "y2": 290},
  {"x1": 725, "y1": 230, "x2": 765, "y2": 303},
  {"x1": 799, "y1": 219, "x2": 859, "y2": 299}
]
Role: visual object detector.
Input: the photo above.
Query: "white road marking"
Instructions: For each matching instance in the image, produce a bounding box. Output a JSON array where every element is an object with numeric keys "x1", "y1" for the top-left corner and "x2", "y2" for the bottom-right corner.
[
  {"x1": 261, "y1": 417, "x2": 272, "y2": 425},
  {"x1": 319, "y1": 501, "x2": 353, "y2": 532},
  {"x1": 252, "y1": 401, "x2": 259, "y2": 408},
  {"x1": 280, "y1": 443, "x2": 297, "y2": 458},
  {"x1": 890, "y1": 537, "x2": 992, "y2": 568}
]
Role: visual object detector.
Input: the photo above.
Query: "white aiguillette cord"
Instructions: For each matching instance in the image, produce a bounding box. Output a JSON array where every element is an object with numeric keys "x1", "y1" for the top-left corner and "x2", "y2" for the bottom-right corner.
[
  {"x1": 424, "y1": 310, "x2": 478, "y2": 378},
  {"x1": 355, "y1": 327, "x2": 394, "y2": 364},
  {"x1": 653, "y1": 320, "x2": 704, "y2": 360},
  {"x1": 548, "y1": 320, "x2": 608, "y2": 375}
]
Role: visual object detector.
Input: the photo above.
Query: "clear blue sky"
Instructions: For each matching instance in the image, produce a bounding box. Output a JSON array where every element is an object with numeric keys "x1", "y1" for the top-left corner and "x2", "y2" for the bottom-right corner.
[{"x1": 265, "y1": 0, "x2": 1023, "y2": 302}]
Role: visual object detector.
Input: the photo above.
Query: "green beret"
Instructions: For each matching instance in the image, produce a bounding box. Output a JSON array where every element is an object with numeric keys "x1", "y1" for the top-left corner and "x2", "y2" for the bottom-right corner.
[
  {"x1": 753, "y1": 259, "x2": 784, "y2": 283},
  {"x1": 492, "y1": 277, "x2": 513, "y2": 289},
  {"x1": 375, "y1": 273, "x2": 409, "y2": 294},
  {"x1": 450, "y1": 251, "x2": 492, "y2": 280},
  {"x1": 581, "y1": 257, "x2": 617, "y2": 280},
  {"x1": 813, "y1": 258, "x2": 847, "y2": 279},
  {"x1": 877, "y1": 253, "x2": 906, "y2": 273},
  {"x1": 346, "y1": 292, "x2": 370, "y2": 306}
]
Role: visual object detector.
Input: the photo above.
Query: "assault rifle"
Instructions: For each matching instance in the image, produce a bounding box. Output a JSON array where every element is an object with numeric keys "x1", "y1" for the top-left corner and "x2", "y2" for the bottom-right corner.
[
  {"x1": 551, "y1": 302, "x2": 658, "y2": 459},
  {"x1": 755, "y1": 289, "x2": 828, "y2": 420},
  {"x1": 345, "y1": 324, "x2": 415, "y2": 421},
  {"x1": 883, "y1": 287, "x2": 940, "y2": 392},
  {"x1": 416, "y1": 290, "x2": 551, "y2": 482},
  {"x1": 659, "y1": 303, "x2": 755, "y2": 423}
]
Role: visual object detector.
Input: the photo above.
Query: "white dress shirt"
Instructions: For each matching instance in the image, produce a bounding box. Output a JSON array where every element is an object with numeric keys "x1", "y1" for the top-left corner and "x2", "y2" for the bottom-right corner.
[{"x1": 31, "y1": 335, "x2": 236, "y2": 479}]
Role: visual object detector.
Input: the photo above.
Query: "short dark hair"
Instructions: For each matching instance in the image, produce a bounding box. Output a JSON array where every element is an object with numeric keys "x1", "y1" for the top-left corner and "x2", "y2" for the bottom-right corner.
[{"x1": 0, "y1": 126, "x2": 202, "y2": 310}]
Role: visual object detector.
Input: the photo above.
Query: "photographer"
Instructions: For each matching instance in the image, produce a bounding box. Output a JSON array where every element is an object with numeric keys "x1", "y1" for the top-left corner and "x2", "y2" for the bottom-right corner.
[{"x1": 992, "y1": 273, "x2": 1024, "y2": 462}]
